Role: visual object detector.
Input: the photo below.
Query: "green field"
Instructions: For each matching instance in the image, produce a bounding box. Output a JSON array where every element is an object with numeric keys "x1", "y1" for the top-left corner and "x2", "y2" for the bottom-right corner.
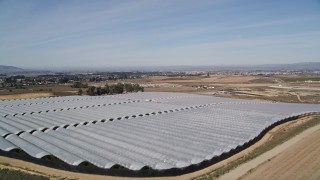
[{"x1": 280, "y1": 76, "x2": 320, "y2": 82}]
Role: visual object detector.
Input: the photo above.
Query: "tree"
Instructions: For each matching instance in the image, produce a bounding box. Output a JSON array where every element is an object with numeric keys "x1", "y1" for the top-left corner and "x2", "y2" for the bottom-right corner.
[
  {"x1": 108, "y1": 85, "x2": 115, "y2": 94},
  {"x1": 85, "y1": 83, "x2": 143, "y2": 96},
  {"x1": 132, "y1": 84, "x2": 144, "y2": 92},
  {"x1": 72, "y1": 82, "x2": 82, "y2": 88},
  {"x1": 82, "y1": 82, "x2": 88, "y2": 88},
  {"x1": 114, "y1": 83, "x2": 124, "y2": 94},
  {"x1": 104, "y1": 84, "x2": 110, "y2": 94},
  {"x1": 72, "y1": 81, "x2": 88, "y2": 88},
  {"x1": 86, "y1": 86, "x2": 96, "y2": 96},
  {"x1": 124, "y1": 83, "x2": 134, "y2": 92},
  {"x1": 59, "y1": 77, "x2": 69, "y2": 83},
  {"x1": 96, "y1": 87, "x2": 102, "y2": 95},
  {"x1": 78, "y1": 89, "x2": 83, "y2": 95},
  {"x1": 5, "y1": 78, "x2": 16, "y2": 84}
]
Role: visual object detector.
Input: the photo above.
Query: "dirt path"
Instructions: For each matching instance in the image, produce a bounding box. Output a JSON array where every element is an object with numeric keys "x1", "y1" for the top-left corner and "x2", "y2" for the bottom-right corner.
[
  {"x1": 296, "y1": 93, "x2": 303, "y2": 102},
  {"x1": 288, "y1": 92, "x2": 303, "y2": 103},
  {"x1": 240, "y1": 127, "x2": 320, "y2": 180},
  {"x1": 218, "y1": 123, "x2": 320, "y2": 180}
]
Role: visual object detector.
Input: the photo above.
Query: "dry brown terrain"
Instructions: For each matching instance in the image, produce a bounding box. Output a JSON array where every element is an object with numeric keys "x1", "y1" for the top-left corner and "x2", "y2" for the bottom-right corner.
[
  {"x1": 142, "y1": 75, "x2": 320, "y2": 103},
  {"x1": 0, "y1": 92, "x2": 53, "y2": 100},
  {"x1": 219, "y1": 121, "x2": 320, "y2": 180},
  {"x1": 239, "y1": 126, "x2": 320, "y2": 180},
  {"x1": 115, "y1": 74, "x2": 318, "y2": 104},
  {"x1": 0, "y1": 84, "x2": 79, "y2": 100}
]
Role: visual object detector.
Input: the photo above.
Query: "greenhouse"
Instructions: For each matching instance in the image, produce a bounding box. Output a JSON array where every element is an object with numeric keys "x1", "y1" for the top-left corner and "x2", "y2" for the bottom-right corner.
[{"x1": 0, "y1": 92, "x2": 319, "y2": 175}]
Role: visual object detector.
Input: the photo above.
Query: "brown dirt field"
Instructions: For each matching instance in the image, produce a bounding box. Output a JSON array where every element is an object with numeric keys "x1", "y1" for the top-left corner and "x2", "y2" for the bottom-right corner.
[
  {"x1": 207, "y1": 76, "x2": 257, "y2": 84},
  {"x1": 142, "y1": 75, "x2": 320, "y2": 104},
  {"x1": 239, "y1": 127, "x2": 320, "y2": 180},
  {"x1": 219, "y1": 122, "x2": 320, "y2": 180},
  {"x1": 159, "y1": 77, "x2": 204, "y2": 81},
  {"x1": 152, "y1": 75, "x2": 257, "y2": 84},
  {"x1": 0, "y1": 117, "x2": 315, "y2": 180},
  {"x1": 0, "y1": 93, "x2": 53, "y2": 100}
]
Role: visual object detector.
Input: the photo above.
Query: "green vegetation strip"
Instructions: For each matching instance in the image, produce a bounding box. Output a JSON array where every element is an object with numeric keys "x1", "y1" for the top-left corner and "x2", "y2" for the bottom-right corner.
[
  {"x1": 0, "y1": 168, "x2": 49, "y2": 180},
  {"x1": 194, "y1": 116, "x2": 320, "y2": 180},
  {"x1": 0, "y1": 162, "x2": 77, "y2": 180},
  {"x1": 280, "y1": 76, "x2": 320, "y2": 82},
  {"x1": 248, "y1": 78, "x2": 276, "y2": 84}
]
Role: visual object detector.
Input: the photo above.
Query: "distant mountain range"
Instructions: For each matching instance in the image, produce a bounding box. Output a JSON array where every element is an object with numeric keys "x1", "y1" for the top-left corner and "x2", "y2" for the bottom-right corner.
[
  {"x1": 0, "y1": 62, "x2": 320, "y2": 74},
  {"x1": 0, "y1": 65, "x2": 25, "y2": 74}
]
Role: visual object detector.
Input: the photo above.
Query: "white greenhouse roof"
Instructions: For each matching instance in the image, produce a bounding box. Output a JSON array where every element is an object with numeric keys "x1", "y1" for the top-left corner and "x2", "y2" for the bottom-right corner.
[{"x1": 0, "y1": 92, "x2": 319, "y2": 171}]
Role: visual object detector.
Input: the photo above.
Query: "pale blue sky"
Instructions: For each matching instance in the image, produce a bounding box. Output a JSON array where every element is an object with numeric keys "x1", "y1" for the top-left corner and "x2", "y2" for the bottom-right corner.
[{"x1": 0, "y1": 0, "x2": 320, "y2": 69}]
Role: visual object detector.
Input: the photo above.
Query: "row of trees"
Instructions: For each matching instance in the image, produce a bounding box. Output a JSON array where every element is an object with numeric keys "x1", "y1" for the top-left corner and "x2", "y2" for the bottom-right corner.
[
  {"x1": 72, "y1": 81, "x2": 88, "y2": 88},
  {"x1": 84, "y1": 83, "x2": 144, "y2": 96}
]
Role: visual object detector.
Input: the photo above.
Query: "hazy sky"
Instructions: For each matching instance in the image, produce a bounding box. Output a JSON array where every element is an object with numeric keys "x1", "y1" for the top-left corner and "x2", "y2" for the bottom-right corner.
[{"x1": 1, "y1": 0, "x2": 320, "y2": 69}]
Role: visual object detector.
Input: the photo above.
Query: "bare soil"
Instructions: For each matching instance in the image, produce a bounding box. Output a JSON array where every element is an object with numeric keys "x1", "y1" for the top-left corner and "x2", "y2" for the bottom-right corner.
[
  {"x1": 142, "y1": 75, "x2": 320, "y2": 104},
  {"x1": 0, "y1": 93, "x2": 53, "y2": 100},
  {"x1": 239, "y1": 126, "x2": 320, "y2": 180},
  {"x1": 219, "y1": 121, "x2": 320, "y2": 180}
]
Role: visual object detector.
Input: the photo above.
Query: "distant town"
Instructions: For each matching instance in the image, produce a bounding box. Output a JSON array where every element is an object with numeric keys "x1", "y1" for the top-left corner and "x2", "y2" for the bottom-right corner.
[{"x1": 0, "y1": 64, "x2": 319, "y2": 88}]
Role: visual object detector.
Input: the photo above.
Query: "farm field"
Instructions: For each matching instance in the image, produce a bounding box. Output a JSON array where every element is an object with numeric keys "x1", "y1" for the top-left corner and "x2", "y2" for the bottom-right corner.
[
  {"x1": 2, "y1": 92, "x2": 319, "y2": 173},
  {"x1": 0, "y1": 84, "x2": 78, "y2": 100},
  {"x1": 142, "y1": 74, "x2": 320, "y2": 104},
  {"x1": 0, "y1": 93, "x2": 53, "y2": 101},
  {"x1": 0, "y1": 92, "x2": 320, "y2": 176},
  {"x1": 0, "y1": 74, "x2": 320, "y2": 179},
  {"x1": 1, "y1": 74, "x2": 319, "y2": 104}
]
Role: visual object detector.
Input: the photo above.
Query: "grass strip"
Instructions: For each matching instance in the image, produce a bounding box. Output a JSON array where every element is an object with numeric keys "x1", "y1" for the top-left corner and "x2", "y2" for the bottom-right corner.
[{"x1": 0, "y1": 168, "x2": 49, "y2": 180}]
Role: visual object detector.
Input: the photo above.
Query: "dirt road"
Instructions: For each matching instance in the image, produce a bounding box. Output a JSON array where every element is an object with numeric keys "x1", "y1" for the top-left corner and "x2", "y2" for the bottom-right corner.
[
  {"x1": 219, "y1": 123, "x2": 320, "y2": 180},
  {"x1": 240, "y1": 126, "x2": 320, "y2": 180}
]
